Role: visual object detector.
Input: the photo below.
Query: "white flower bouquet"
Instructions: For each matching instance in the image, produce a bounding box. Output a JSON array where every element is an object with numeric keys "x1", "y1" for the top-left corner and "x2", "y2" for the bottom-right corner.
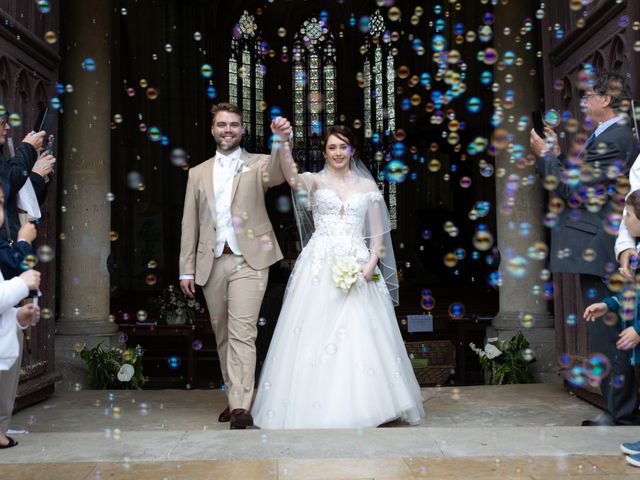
[{"x1": 331, "y1": 255, "x2": 359, "y2": 294}]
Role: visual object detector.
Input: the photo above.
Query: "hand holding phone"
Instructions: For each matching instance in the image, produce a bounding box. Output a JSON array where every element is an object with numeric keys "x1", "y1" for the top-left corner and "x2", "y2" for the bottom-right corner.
[{"x1": 532, "y1": 110, "x2": 545, "y2": 139}]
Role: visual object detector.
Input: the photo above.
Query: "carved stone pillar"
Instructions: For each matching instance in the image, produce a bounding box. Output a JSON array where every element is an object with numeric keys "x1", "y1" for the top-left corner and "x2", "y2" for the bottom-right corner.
[{"x1": 55, "y1": 0, "x2": 118, "y2": 387}]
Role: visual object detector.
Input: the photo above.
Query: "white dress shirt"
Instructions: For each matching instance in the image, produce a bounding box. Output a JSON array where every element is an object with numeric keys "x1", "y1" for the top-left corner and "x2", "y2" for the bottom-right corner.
[{"x1": 213, "y1": 149, "x2": 243, "y2": 257}]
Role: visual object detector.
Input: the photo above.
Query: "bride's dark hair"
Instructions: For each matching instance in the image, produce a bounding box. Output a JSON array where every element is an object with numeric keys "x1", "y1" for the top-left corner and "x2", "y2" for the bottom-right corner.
[{"x1": 321, "y1": 125, "x2": 358, "y2": 157}]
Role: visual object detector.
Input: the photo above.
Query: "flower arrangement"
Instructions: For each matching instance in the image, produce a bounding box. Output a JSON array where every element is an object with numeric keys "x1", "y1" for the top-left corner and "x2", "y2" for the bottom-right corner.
[
  {"x1": 331, "y1": 256, "x2": 359, "y2": 294},
  {"x1": 158, "y1": 284, "x2": 200, "y2": 324},
  {"x1": 469, "y1": 332, "x2": 535, "y2": 385},
  {"x1": 76, "y1": 343, "x2": 144, "y2": 389}
]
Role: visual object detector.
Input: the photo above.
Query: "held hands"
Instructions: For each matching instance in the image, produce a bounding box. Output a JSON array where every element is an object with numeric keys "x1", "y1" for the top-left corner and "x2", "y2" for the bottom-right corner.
[
  {"x1": 22, "y1": 131, "x2": 46, "y2": 151},
  {"x1": 529, "y1": 126, "x2": 560, "y2": 157},
  {"x1": 17, "y1": 303, "x2": 40, "y2": 328},
  {"x1": 271, "y1": 117, "x2": 292, "y2": 142},
  {"x1": 17, "y1": 222, "x2": 37, "y2": 244},
  {"x1": 619, "y1": 248, "x2": 637, "y2": 280},
  {"x1": 19, "y1": 269, "x2": 41, "y2": 291},
  {"x1": 180, "y1": 279, "x2": 196, "y2": 299},
  {"x1": 32, "y1": 150, "x2": 55, "y2": 178},
  {"x1": 583, "y1": 302, "x2": 607, "y2": 322},
  {"x1": 617, "y1": 326, "x2": 640, "y2": 351}
]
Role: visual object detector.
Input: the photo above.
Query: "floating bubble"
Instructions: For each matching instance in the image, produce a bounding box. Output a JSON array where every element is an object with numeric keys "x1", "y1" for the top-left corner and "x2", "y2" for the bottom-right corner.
[
  {"x1": 421, "y1": 296, "x2": 435, "y2": 311},
  {"x1": 276, "y1": 196, "x2": 291, "y2": 213},
  {"x1": 192, "y1": 340, "x2": 203, "y2": 351},
  {"x1": 146, "y1": 87, "x2": 159, "y2": 100},
  {"x1": 37, "y1": 0, "x2": 50, "y2": 14},
  {"x1": 136, "y1": 310, "x2": 148, "y2": 322},
  {"x1": 170, "y1": 148, "x2": 188, "y2": 167},
  {"x1": 506, "y1": 256, "x2": 528, "y2": 278},
  {"x1": 167, "y1": 356, "x2": 181, "y2": 370},
  {"x1": 448, "y1": 302, "x2": 465, "y2": 319},
  {"x1": 8, "y1": 113, "x2": 21, "y2": 127},
  {"x1": 584, "y1": 353, "x2": 610, "y2": 380},
  {"x1": 44, "y1": 31, "x2": 57, "y2": 44},
  {"x1": 127, "y1": 171, "x2": 144, "y2": 190},
  {"x1": 82, "y1": 58, "x2": 96, "y2": 72},
  {"x1": 519, "y1": 312, "x2": 535, "y2": 328},
  {"x1": 147, "y1": 126, "x2": 162, "y2": 142},
  {"x1": 385, "y1": 160, "x2": 408, "y2": 183},
  {"x1": 36, "y1": 245, "x2": 55, "y2": 263},
  {"x1": 200, "y1": 64, "x2": 213, "y2": 78},
  {"x1": 145, "y1": 274, "x2": 157, "y2": 286}
]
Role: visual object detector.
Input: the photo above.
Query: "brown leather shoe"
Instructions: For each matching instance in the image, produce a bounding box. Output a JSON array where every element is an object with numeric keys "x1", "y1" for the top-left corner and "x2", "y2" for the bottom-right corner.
[
  {"x1": 230, "y1": 408, "x2": 254, "y2": 430},
  {"x1": 218, "y1": 406, "x2": 231, "y2": 423}
]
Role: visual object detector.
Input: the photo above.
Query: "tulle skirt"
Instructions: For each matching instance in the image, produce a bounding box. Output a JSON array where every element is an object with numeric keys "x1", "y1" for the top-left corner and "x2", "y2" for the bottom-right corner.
[{"x1": 252, "y1": 248, "x2": 425, "y2": 429}]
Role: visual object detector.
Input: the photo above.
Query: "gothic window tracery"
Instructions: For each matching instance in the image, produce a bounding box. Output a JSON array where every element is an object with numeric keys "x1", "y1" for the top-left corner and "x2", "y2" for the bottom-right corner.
[
  {"x1": 292, "y1": 17, "x2": 337, "y2": 171},
  {"x1": 362, "y1": 9, "x2": 397, "y2": 228},
  {"x1": 228, "y1": 10, "x2": 266, "y2": 151}
]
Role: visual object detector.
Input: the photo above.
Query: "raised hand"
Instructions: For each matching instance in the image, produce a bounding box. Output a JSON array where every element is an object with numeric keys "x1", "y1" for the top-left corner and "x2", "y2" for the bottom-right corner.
[
  {"x1": 17, "y1": 222, "x2": 37, "y2": 244},
  {"x1": 583, "y1": 302, "x2": 607, "y2": 322},
  {"x1": 19, "y1": 269, "x2": 41, "y2": 291},
  {"x1": 617, "y1": 326, "x2": 640, "y2": 351},
  {"x1": 32, "y1": 150, "x2": 55, "y2": 178},
  {"x1": 271, "y1": 117, "x2": 292, "y2": 142},
  {"x1": 22, "y1": 131, "x2": 45, "y2": 151},
  {"x1": 17, "y1": 303, "x2": 40, "y2": 328},
  {"x1": 619, "y1": 248, "x2": 637, "y2": 280}
]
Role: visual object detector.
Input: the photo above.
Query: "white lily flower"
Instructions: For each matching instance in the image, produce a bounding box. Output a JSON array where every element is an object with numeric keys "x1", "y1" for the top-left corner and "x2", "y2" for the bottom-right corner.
[
  {"x1": 484, "y1": 344, "x2": 502, "y2": 359},
  {"x1": 117, "y1": 363, "x2": 135, "y2": 382}
]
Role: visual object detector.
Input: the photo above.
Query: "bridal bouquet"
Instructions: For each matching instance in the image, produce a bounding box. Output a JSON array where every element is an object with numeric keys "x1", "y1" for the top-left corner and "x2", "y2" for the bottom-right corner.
[{"x1": 331, "y1": 255, "x2": 359, "y2": 294}]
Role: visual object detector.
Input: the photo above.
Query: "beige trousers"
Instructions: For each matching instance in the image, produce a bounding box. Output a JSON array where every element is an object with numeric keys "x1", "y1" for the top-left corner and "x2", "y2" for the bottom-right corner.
[
  {"x1": 201, "y1": 254, "x2": 268, "y2": 411},
  {"x1": 0, "y1": 329, "x2": 23, "y2": 434}
]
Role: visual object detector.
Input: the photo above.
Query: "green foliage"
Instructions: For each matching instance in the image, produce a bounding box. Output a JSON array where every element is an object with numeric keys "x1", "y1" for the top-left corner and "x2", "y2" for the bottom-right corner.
[
  {"x1": 76, "y1": 343, "x2": 145, "y2": 389},
  {"x1": 469, "y1": 332, "x2": 535, "y2": 385}
]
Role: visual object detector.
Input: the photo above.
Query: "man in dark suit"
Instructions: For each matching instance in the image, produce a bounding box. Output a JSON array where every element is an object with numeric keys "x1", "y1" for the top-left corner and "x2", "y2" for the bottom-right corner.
[{"x1": 530, "y1": 71, "x2": 639, "y2": 426}]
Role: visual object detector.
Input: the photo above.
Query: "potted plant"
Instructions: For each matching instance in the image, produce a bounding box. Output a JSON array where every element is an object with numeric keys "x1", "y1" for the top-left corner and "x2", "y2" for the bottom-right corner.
[
  {"x1": 469, "y1": 332, "x2": 535, "y2": 384},
  {"x1": 76, "y1": 343, "x2": 145, "y2": 389}
]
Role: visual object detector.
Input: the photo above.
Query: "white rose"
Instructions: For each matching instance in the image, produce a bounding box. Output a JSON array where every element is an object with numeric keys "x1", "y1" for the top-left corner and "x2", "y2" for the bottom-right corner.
[{"x1": 117, "y1": 363, "x2": 135, "y2": 382}]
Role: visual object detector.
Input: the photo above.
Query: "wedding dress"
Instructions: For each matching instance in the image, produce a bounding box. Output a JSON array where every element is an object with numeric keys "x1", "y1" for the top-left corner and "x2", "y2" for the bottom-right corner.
[{"x1": 252, "y1": 169, "x2": 425, "y2": 429}]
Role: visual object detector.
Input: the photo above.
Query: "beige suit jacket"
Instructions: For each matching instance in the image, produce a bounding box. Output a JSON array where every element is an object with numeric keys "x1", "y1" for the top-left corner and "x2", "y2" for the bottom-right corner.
[{"x1": 179, "y1": 148, "x2": 285, "y2": 285}]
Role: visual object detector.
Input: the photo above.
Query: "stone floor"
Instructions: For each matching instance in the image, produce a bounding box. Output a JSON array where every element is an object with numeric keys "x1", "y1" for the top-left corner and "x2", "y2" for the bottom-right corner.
[{"x1": 3, "y1": 384, "x2": 640, "y2": 478}]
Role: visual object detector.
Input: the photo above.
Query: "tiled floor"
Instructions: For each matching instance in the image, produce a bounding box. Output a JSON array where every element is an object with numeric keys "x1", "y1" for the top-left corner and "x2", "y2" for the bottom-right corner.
[
  {"x1": 4, "y1": 456, "x2": 640, "y2": 480},
  {"x1": 3, "y1": 385, "x2": 640, "y2": 479}
]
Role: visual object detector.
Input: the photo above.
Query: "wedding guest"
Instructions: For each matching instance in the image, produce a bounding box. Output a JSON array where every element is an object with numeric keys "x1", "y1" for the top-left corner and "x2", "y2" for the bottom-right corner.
[
  {"x1": 0, "y1": 182, "x2": 41, "y2": 449},
  {"x1": 531, "y1": 71, "x2": 639, "y2": 426}
]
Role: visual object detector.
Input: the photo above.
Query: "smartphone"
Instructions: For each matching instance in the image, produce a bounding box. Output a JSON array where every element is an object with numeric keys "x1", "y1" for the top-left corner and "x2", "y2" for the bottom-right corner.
[
  {"x1": 531, "y1": 110, "x2": 545, "y2": 139},
  {"x1": 33, "y1": 105, "x2": 53, "y2": 149},
  {"x1": 47, "y1": 135, "x2": 55, "y2": 155}
]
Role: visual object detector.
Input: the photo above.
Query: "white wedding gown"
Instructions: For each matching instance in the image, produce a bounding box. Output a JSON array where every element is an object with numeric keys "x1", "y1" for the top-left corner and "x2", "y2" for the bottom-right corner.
[{"x1": 252, "y1": 187, "x2": 425, "y2": 429}]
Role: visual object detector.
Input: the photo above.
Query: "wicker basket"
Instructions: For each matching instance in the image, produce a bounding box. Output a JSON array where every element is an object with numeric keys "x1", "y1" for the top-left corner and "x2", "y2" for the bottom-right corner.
[{"x1": 405, "y1": 340, "x2": 455, "y2": 386}]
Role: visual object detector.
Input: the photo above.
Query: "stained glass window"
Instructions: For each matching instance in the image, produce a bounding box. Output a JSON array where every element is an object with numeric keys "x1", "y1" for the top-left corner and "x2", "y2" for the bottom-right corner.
[
  {"x1": 362, "y1": 9, "x2": 397, "y2": 228},
  {"x1": 228, "y1": 11, "x2": 267, "y2": 151},
  {"x1": 292, "y1": 17, "x2": 337, "y2": 171}
]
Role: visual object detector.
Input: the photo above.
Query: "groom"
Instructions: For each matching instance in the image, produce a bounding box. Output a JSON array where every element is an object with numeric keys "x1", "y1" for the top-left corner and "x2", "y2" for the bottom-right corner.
[{"x1": 179, "y1": 103, "x2": 291, "y2": 429}]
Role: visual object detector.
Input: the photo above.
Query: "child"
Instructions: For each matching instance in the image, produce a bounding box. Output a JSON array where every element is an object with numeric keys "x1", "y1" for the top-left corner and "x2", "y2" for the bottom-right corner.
[
  {"x1": 0, "y1": 181, "x2": 40, "y2": 450},
  {"x1": 584, "y1": 189, "x2": 640, "y2": 466}
]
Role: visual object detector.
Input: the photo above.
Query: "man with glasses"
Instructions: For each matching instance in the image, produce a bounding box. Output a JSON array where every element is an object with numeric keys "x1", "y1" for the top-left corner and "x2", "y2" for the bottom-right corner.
[{"x1": 530, "y1": 71, "x2": 639, "y2": 426}]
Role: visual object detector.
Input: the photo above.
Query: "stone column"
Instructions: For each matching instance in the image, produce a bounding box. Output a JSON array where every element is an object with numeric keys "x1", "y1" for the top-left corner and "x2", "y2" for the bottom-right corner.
[
  {"x1": 56, "y1": 0, "x2": 118, "y2": 387},
  {"x1": 490, "y1": 0, "x2": 556, "y2": 382}
]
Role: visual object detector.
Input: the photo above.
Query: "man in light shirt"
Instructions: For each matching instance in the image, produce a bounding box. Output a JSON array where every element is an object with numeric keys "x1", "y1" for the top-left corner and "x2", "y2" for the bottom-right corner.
[
  {"x1": 179, "y1": 103, "x2": 290, "y2": 429},
  {"x1": 530, "y1": 71, "x2": 639, "y2": 426}
]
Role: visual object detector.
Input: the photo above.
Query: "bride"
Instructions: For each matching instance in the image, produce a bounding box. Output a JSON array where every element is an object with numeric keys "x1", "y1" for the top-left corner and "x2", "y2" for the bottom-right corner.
[{"x1": 252, "y1": 125, "x2": 425, "y2": 429}]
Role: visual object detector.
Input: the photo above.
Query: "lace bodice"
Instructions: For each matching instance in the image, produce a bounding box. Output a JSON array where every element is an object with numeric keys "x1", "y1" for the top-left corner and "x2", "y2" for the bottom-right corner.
[{"x1": 311, "y1": 188, "x2": 377, "y2": 241}]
